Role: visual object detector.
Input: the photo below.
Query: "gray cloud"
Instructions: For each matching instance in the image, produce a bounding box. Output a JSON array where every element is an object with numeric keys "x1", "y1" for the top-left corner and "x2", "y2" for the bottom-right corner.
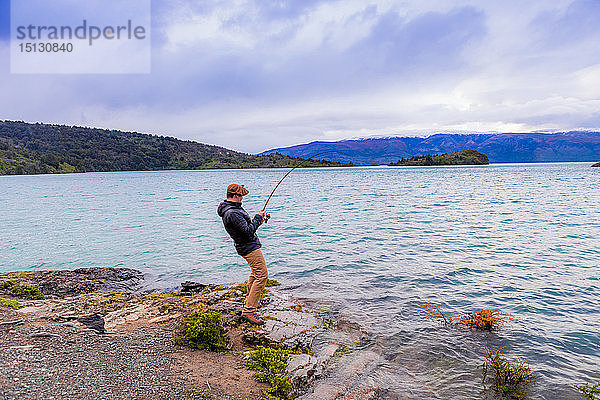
[{"x1": 1, "y1": 1, "x2": 600, "y2": 153}]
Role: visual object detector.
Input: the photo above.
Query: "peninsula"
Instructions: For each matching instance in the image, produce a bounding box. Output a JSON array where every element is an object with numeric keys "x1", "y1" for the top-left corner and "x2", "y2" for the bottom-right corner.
[
  {"x1": 389, "y1": 150, "x2": 489, "y2": 166},
  {"x1": 0, "y1": 121, "x2": 352, "y2": 176}
]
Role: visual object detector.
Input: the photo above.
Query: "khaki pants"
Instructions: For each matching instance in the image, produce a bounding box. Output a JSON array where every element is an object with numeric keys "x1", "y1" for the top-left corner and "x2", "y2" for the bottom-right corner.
[{"x1": 241, "y1": 249, "x2": 268, "y2": 315}]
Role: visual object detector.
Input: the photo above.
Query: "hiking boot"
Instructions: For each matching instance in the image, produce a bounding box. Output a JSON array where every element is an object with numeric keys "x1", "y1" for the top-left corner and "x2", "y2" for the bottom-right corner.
[{"x1": 241, "y1": 313, "x2": 265, "y2": 325}]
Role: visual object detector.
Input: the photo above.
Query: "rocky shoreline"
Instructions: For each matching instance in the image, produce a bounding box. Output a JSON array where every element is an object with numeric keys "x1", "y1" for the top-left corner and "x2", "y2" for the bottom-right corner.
[{"x1": 0, "y1": 267, "x2": 381, "y2": 400}]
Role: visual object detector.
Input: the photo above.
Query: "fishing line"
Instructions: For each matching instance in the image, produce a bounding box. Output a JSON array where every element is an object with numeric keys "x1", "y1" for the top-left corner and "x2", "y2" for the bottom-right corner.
[{"x1": 261, "y1": 150, "x2": 350, "y2": 219}]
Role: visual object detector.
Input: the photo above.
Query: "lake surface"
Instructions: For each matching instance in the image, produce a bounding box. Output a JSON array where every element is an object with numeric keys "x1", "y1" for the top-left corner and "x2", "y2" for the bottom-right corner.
[{"x1": 1, "y1": 163, "x2": 599, "y2": 399}]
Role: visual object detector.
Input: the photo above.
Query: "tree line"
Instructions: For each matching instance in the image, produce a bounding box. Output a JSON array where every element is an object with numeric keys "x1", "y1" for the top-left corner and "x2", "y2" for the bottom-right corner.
[{"x1": 0, "y1": 121, "x2": 352, "y2": 175}]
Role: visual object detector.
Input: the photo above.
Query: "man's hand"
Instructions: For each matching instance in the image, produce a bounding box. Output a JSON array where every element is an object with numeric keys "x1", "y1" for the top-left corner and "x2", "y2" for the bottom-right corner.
[{"x1": 258, "y1": 210, "x2": 266, "y2": 218}]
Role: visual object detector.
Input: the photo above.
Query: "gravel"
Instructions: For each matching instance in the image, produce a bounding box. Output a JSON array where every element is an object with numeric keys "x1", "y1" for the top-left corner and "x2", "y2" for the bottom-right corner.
[{"x1": 0, "y1": 320, "x2": 206, "y2": 400}]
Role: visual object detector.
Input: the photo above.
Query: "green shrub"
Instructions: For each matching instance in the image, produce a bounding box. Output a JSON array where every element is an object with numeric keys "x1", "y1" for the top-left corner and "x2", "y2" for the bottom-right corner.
[
  {"x1": 182, "y1": 311, "x2": 230, "y2": 351},
  {"x1": 266, "y1": 279, "x2": 281, "y2": 287},
  {"x1": 9, "y1": 282, "x2": 44, "y2": 299},
  {"x1": 575, "y1": 382, "x2": 600, "y2": 400},
  {"x1": 0, "y1": 297, "x2": 24, "y2": 309},
  {"x1": 482, "y1": 347, "x2": 534, "y2": 399},
  {"x1": 247, "y1": 346, "x2": 293, "y2": 400}
]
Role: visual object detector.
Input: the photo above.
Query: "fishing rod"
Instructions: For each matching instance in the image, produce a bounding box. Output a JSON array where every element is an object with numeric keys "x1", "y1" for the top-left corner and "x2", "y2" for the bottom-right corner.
[{"x1": 261, "y1": 150, "x2": 348, "y2": 222}]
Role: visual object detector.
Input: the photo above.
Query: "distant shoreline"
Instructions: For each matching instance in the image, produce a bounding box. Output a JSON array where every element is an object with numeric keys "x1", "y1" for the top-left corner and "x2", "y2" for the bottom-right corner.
[{"x1": 2, "y1": 160, "x2": 600, "y2": 177}]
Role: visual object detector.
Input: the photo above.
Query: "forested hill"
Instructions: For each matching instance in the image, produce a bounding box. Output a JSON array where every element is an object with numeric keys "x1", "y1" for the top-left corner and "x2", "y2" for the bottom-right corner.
[
  {"x1": 389, "y1": 150, "x2": 489, "y2": 166},
  {"x1": 0, "y1": 121, "x2": 351, "y2": 175}
]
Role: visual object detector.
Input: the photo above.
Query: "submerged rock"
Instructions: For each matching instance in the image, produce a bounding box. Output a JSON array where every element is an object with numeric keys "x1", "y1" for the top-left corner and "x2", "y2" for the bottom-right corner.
[{"x1": 287, "y1": 353, "x2": 323, "y2": 394}]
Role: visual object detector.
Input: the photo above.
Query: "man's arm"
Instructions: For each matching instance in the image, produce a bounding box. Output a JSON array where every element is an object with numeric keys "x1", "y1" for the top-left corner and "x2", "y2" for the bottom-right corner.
[{"x1": 229, "y1": 212, "x2": 263, "y2": 237}]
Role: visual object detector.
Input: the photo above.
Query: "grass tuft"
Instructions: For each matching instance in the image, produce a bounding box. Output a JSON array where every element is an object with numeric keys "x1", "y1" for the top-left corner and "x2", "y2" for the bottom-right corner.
[
  {"x1": 265, "y1": 279, "x2": 281, "y2": 287},
  {"x1": 0, "y1": 297, "x2": 24, "y2": 309},
  {"x1": 1, "y1": 280, "x2": 16, "y2": 290},
  {"x1": 482, "y1": 347, "x2": 534, "y2": 399},
  {"x1": 226, "y1": 283, "x2": 248, "y2": 298}
]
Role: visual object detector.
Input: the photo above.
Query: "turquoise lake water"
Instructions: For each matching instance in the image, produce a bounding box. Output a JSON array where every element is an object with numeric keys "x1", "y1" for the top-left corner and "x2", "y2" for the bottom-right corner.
[{"x1": 1, "y1": 163, "x2": 599, "y2": 398}]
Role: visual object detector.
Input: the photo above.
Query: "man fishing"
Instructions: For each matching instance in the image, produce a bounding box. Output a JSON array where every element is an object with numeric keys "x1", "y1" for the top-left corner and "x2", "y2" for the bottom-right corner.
[{"x1": 217, "y1": 184, "x2": 267, "y2": 325}]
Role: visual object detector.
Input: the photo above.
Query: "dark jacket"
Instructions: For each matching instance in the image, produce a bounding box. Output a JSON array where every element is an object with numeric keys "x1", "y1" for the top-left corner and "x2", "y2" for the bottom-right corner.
[{"x1": 217, "y1": 200, "x2": 263, "y2": 256}]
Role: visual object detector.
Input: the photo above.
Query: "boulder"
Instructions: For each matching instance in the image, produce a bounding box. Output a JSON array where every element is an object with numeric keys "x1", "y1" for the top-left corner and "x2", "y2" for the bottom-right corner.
[
  {"x1": 76, "y1": 313, "x2": 106, "y2": 334},
  {"x1": 180, "y1": 281, "x2": 215, "y2": 293}
]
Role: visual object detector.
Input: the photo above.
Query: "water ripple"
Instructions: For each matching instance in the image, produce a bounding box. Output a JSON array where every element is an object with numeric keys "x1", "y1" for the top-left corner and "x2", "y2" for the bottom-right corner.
[{"x1": 1, "y1": 163, "x2": 599, "y2": 398}]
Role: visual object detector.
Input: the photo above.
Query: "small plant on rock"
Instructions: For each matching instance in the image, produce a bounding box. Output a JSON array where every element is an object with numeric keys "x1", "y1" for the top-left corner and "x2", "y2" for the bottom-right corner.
[
  {"x1": 182, "y1": 310, "x2": 230, "y2": 352},
  {"x1": 194, "y1": 388, "x2": 213, "y2": 399},
  {"x1": 228, "y1": 282, "x2": 248, "y2": 294},
  {"x1": 247, "y1": 346, "x2": 294, "y2": 400},
  {"x1": 575, "y1": 382, "x2": 600, "y2": 400},
  {"x1": 482, "y1": 347, "x2": 534, "y2": 399},
  {"x1": 8, "y1": 282, "x2": 44, "y2": 299},
  {"x1": 224, "y1": 283, "x2": 249, "y2": 302},
  {"x1": 0, "y1": 297, "x2": 24, "y2": 309},
  {"x1": 266, "y1": 279, "x2": 281, "y2": 287}
]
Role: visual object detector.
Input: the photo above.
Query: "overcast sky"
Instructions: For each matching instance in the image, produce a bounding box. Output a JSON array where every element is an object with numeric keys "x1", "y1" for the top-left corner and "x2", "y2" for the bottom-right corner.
[{"x1": 1, "y1": 0, "x2": 600, "y2": 153}]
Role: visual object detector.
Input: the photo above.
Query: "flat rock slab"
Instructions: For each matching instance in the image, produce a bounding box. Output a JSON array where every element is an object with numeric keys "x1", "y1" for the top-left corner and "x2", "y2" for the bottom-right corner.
[
  {"x1": 0, "y1": 267, "x2": 142, "y2": 298},
  {"x1": 242, "y1": 293, "x2": 323, "y2": 350},
  {"x1": 287, "y1": 353, "x2": 322, "y2": 394},
  {"x1": 208, "y1": 299, "x2": 243, "y2": 314},
  {"x1": 263, "y1": 309, "x2": 320, "y2": 345}
]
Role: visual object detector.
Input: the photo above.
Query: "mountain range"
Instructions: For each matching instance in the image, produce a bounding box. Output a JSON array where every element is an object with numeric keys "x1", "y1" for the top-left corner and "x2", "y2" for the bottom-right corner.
[{"x1": 261, "y1": 132, "x2": 600, "y2": 164}]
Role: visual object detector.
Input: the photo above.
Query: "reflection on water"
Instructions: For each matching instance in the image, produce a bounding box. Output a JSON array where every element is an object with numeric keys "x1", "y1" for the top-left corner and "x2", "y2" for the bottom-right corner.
[{"x1": 1, "y1": 163, "x2": 599, "y2": 398}]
